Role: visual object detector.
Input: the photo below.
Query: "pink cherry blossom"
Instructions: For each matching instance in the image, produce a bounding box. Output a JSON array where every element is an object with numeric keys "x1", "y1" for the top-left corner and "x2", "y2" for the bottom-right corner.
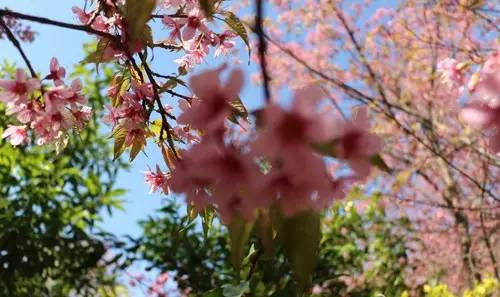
[
  {"x1": 46, "y1": 57, "x2": 66, "y2": 83},
  {"x1": 72, "y1": 6, "x2": 90, "y2": 24},
  {"x1": 214, "y1": 31, "x2": 237, "y2": 57},
  {"x1": 132, "y1": 81, "x2": 155, "y2": 102},
  {"x1": 2, "y1": 125, "x2": 28, "y2": 146},
  {"x1": 257, "y1": 149, "x2": 341, "y2": 217},
  {"x1": 252, "y1": 85, "x2": 334, "y2": 159},
  {"x1": 436, "y1": 58, "x2": 465, "y2": 89},
  {"x1": 162, "y1": 16, "x2": 186, "y2": 42},
  {"x1": 461, "y1": 102, "x2": 500, "y2": 152},
  {"x1": 0, "y1": 69, "x2": 40, "y2": 103},
  {"x1": 470, "y1": 52, "x2": 500, "y2": 107},
  {"x1": 173, "y1": 125, "x2": 200, "y2": 144},
  {"x1": 182, "y1": 9, "x2": 209, "y2": 41},
  {"x1": 177, "y1": 66, "x2": 244, "y2": 133},
  {"x1": 332, "y1": 107, "x2": 383, "y2": 179},
  {"x1": 72, "y1": 106, "x2": 93, "y2": 129},
  {"x1": 103, "y1": 105, "x2": 120, "y2": 127},
  {"x1": 169, "y1": 138, "x2": 261, "y2": 223},
  {"x1": 144, "y1": 165, "x2": 170, "y2": 194}
]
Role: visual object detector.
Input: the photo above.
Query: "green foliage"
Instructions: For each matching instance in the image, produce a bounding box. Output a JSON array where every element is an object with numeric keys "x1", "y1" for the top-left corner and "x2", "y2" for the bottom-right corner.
[
  {"x1": 315, "y1": 195, "x2": 412, "y2": 297},
  {"x1": 133, "y1": 200, "x2": 233, "y2": 293},
  {"x1": 134, "y1": 193, "x2": 413, "y2": 297},
  {"x1": 0, "y1": 62, "x2": 127, "y2": 296}
]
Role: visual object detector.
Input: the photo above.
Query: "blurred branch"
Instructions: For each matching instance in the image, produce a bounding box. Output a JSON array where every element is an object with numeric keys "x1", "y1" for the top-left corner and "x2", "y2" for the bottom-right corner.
[{"x1": 0, "y1": 16, "x2": 36, "y2": 77}]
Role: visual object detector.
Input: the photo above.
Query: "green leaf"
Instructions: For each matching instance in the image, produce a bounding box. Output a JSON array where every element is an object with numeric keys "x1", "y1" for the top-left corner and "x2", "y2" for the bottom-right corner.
[
  {"x1": 312, "y1": 140, "x2": 338, "y2": 157},
  {"x1": 370, "y1": 155, "x2": 392, "y2": 173},
  {"x1": 202, "y1": 207, "x2": 215, "y2": 239},
  {"x1": 54, "y1": 134, "x2": 69, "y2": 155},
  {"x1": 203, "y1": 288, "x2": 224, "y2": 297},
  {"x1": 125, "y1": 0, "x2": 156, "y2": 43},
  {"x1": 228, "y1": 217, "x2": 253, "y2": 274},
  {"x1": 222, "y1": 11, "x2": 251, "y2": 59},
  {"x1": 159, "y1": 79, "x2": 178, "y2": 93},
  {"x1": 187, "y1": 203, "x2": 198, "y2": 222},
  {"x1": 112, "y1": 125, "x2": 127, "y2": 160},
  {"x1": 280, "y1": 211, "x2": 321, "y2": 288},
  {"x1": 199, "y1": 0, "x2": 214, "y2": 19},
  {"x1": 222, "y1": 282, "x2": 250, "y2": 297}
]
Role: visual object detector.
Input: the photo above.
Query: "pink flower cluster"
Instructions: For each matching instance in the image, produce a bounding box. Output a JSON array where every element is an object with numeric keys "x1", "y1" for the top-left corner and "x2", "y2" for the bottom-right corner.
[
  {"x1": 0, "y1": 16, "x2": 36, "y2": 42},
  {"x1": 103, "y1": 80, "x2": 154, "y2": 149},
  {"x1": 72, "y1": 0, "x2": 238, "y2": 69},
  {"x1": 144, "y1": 66, "x2": 383, "y2": 223},
  {"x1": 144, "y1": 165, "x2": 170, "y2": 194},
  {"x1": 439, "y1": 52, "x2": 500, "y2": 153},
  {"x1": 72, "y1": 1, "x2": 144, "y2": 62},
  {"x1": 0, "y1": 58, "x2": 92, "y2": 146},
  {"x1": 160, "y1": 1, "x2": 238, "y2": 71},
  {"x1": 437, "y1": 58, "x2": 465, "y2": 90},
  {"x1": 127, "y1": 271, "x2": 176, "y2": 297}
]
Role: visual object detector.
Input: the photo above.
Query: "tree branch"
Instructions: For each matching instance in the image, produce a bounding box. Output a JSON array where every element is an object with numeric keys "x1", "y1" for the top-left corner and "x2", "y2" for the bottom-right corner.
[{"x1": 254, "y1": 0, "x2": 271, "y2": 103}]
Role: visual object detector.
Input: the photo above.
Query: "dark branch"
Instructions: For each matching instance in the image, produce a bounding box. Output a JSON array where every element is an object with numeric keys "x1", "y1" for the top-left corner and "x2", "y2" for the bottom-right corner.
[
  {"x1": 0, "y1": 9, "x2": 116, "y2": 40},
  {"x1": 254, "y1": 0, "x2": 271, "y2": 103}
]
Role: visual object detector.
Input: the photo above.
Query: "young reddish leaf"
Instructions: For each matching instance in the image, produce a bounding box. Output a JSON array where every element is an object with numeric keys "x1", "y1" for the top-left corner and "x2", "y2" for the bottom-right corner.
[
  {"x1": 129, "y1": 137, "x2": 144, "y2": 161},
  {"x1": 125, "y1": 0, "x2": 157, "y2": 43},
  {"x1": 222, "y1": 11, "x2": 251, "y2": 59},
  {"x1": 161, "y1": 144, "x2": 176, "y2": 171},
  {"x1": 80, "y1": 37, "x2": 114, "y2": 65},
  {"x1": 110, "y1": 75, "x2": 130, "y2": 107},
  {"x1": 228, "y1": 96, "x2": 249, "y2": 124}
]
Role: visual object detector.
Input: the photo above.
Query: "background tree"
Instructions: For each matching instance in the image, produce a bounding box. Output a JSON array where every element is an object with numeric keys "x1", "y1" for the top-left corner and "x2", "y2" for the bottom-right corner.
[
  {"x1": 0, "y1": 59, "x2": 128, "y2": 297},
  {"x1": 253, "y1": 0, "x2": 500, "y2": 292}
]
